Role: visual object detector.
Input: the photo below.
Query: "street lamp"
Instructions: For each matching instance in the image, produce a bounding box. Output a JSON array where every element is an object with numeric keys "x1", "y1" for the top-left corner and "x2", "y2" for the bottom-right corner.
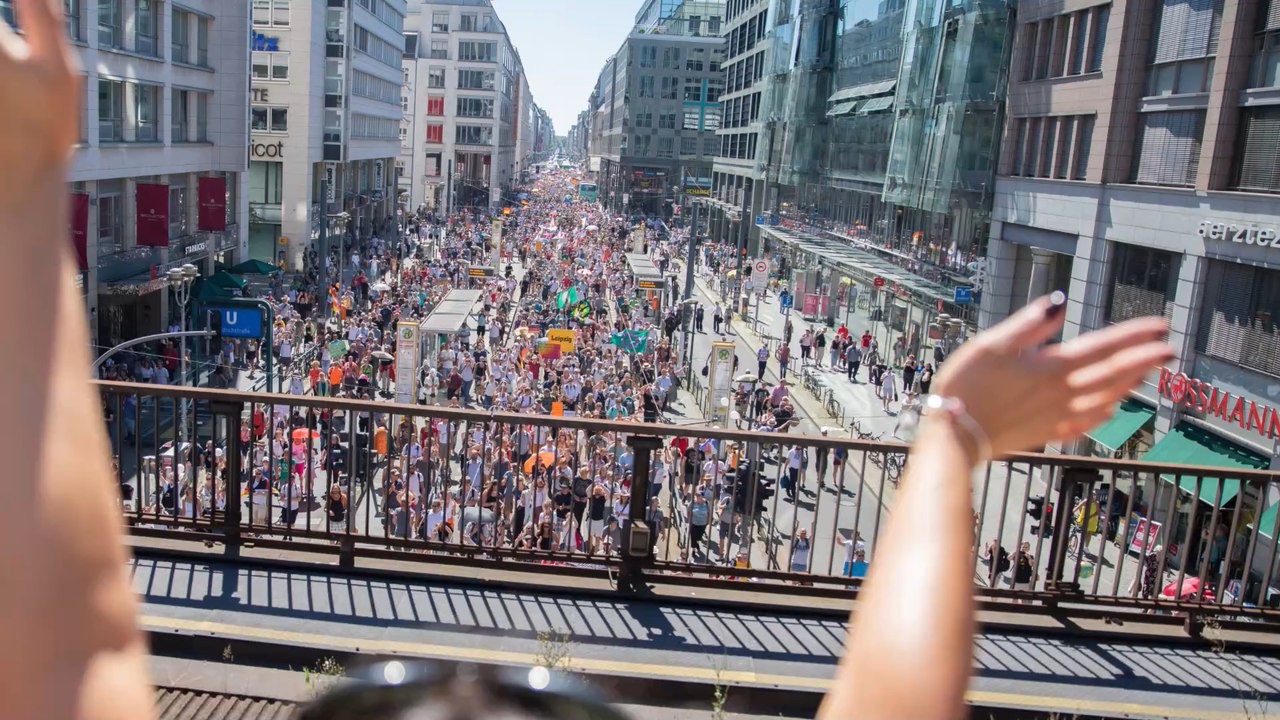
[{"x1": 168, "y1": 263, "x2": 198, "y2": 443}]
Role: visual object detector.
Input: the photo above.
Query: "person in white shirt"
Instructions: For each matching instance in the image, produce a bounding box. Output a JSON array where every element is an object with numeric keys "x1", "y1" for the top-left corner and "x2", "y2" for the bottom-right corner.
[
  {"x1": 785, "y1": 445, "x2": 804, "y2": 501},
  {"x1": 152, "y1": 364, "x2": 170, "y2": 385}
]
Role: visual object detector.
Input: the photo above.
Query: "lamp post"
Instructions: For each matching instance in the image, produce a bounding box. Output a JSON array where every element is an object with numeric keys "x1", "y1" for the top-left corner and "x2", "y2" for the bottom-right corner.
[{"x1": 167, "y1": 262, "x2": 199, "y2": 440}]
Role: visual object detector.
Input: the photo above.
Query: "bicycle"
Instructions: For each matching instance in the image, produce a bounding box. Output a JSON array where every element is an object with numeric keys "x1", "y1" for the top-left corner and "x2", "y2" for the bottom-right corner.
[
  {"x1": 824, "y1": 388, "x2": 842, "y2": 419},
  {"x1": 883, "y1": 453, "x2": 903, "y2": 482}
]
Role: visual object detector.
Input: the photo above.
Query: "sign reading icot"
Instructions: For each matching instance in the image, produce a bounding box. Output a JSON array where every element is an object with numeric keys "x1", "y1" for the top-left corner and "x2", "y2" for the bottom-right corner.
[
  {"x1": 1157, "y1": 367, "x2": 1280, "y2": 440},
  {"x1": 873, "y1": 276, "x2": 885, "y2": 288}
]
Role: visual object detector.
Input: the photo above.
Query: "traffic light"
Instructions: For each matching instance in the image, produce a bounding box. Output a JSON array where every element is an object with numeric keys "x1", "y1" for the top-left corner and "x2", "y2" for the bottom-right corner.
[{"x1": 1027, "y1": 495, "x2": 1053, "y2": 536}]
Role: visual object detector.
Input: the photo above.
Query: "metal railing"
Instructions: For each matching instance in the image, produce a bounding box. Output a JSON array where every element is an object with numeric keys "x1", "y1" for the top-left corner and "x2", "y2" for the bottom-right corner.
[{"x1": 97, "y1": 381, "x2": 1280, "y2": 626}]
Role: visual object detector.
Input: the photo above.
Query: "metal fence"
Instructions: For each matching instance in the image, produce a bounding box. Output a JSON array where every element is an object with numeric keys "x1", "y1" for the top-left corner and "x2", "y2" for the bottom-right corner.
[{"x1": 97, "y1": 381, "x2": 1280, "y2": 625}]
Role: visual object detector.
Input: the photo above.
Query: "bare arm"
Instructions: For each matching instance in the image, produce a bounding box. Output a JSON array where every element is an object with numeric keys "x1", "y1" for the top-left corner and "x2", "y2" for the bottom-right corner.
[
  {"x1": 820, "y1": 294, "x2": 1172, "y2": 720},
  {"x1": 0, "y1": 1, "x2": 152, "y2": 718}
]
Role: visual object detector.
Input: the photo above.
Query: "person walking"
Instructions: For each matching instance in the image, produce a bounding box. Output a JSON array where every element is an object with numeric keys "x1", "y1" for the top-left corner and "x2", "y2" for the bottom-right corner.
[
  {"x1": 713, "y1": 304, "x2": 723, "y2": 334},
  {"x1": 776, "y1": 342, "x2": 792, "y2": 378},
  {"x1": 694, "y1": 304, "x2": 705, "y2": 333},
  {"x1": 756, "y1": 344, "x2": 768, "y2": 380},
  {"x1": 880, "y1": 365, "x2": 896, "y2": 412},
  {"x1": 814, "y1": 328, "x2": 828, "y2": 369},
  {"x1": 844, "y1": 342, "x2": 861, "y2": 382}
]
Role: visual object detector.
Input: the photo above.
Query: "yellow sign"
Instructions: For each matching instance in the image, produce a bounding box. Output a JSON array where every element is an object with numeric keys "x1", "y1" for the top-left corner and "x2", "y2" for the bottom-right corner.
[
  {"x1": 467, "y1": 266, "x2": 496, "y2": 277},
  {"x1": 547, "y1": 328, "x2": 575, "y2": 353},
  {"x1": 277, "y1": 235, "x2": 290, "y2": 245},
  {"x1": 636, "y1": 279, "x2": 665, "y2": 290}
]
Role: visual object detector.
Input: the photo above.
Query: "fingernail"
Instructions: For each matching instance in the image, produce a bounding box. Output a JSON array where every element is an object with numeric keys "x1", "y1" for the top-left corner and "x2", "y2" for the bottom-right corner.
[{"x1": 1044, "y1": 288, "x2": 1064, "y2": 316}]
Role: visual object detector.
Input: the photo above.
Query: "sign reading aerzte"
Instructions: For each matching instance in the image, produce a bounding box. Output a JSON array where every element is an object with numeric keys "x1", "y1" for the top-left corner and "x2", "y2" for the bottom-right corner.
[
  {"x1": 215, "y1": 307, "x2": 264, "y2": 339},
  {"x1": 1197, "y1": 219, "x2": 1280, "y2": 248}
]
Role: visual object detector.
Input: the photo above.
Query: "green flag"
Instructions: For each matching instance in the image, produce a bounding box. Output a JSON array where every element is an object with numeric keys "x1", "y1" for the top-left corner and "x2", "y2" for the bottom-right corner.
[
  {"x1": 609, "y1": 329, "x2": 650, "y2": 354},
  {"x1": 555, "y1": 286, "x2": 581, "y2": 309}
]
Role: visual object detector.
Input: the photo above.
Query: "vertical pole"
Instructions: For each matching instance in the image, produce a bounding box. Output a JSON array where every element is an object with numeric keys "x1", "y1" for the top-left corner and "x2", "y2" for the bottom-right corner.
[
  {"x1": 446, "y1": 159, "x2": 454, "y2": 218},
  {"x1": 621, "y1": 435, "x2": 663, "y2": 590},
  {"x1": 736, "y1": 182, "x2": 752, "y2": 318},
  {"x1": 215, "y1": 400, "x2": 244, "y2": 556},
  {"x1": 320, "y1": 178, "x2": 330, "y2": 324},
  {"x1": 683, "y1": 202, "x2": 698, "y2": 385}
]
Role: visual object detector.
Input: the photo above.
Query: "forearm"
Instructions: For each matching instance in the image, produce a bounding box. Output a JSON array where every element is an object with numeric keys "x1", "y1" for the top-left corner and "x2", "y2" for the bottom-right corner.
[
  {"x1": 0, "y1": 182, "x2": 153, "y2": 719},
  {"x1": 820, "y1": 418, "x2": 978, "y2": 720}
]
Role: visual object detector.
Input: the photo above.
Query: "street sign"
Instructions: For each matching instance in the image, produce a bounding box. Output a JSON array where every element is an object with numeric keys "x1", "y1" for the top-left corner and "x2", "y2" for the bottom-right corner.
[
  {"x1": 954, "y1": 286, "x2": 973, "y2": 304},
  {"x1": 755, "y1": 215, "x2": 765, "y2": 225},
  {"x1": 467, "y1": 266, "x2": 497, "y2": 278},
  {"x1": 752, "y1": 259, "x2": 769, "y2": 276},
  {"x1": 212, "y1": 306, "x2": 263, "y2": 339},
  {"x1": 873, "y1": 276, "x2": 885, "y2": 288}
]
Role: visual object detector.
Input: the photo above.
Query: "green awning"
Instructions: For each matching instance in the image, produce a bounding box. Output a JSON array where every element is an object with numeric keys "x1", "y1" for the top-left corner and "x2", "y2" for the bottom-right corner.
[
  {"x1": 1252, "y1": 502, "x2": 1278, "y2": 540},
  {"x1": 1085, "y1": 399, "x2": 1155, "y2": 452},
  {"x1": 209, "y1": 271, "x2": 247, "y2": 289},
  {"x1": 191, "y1": 278, "x2": 233, "y2": 301},
  {"x1": 1142, "y1": 424, "x2": 1269, "y2": 507},
  {"x1": 229, "y1": 258, "x2": 279, "y2": 275}
]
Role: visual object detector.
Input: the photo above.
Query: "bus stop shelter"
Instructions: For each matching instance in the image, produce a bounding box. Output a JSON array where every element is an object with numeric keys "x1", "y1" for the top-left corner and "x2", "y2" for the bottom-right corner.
[
  {"x1": 624, "y1": 253, "x2": 667, "y2": 319},
  {"x1": 421, "y1": 289, "x2": 483, "y2": 365}
]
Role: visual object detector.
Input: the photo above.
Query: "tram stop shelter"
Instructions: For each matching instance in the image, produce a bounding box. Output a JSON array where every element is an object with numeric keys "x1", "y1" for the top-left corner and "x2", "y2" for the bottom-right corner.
[
  {"x1": 420, "y1": 289, "x2": 483, "y2": 365},
  {"x1": 624, "y1": 253, "x2": 667, "y2": 319}
]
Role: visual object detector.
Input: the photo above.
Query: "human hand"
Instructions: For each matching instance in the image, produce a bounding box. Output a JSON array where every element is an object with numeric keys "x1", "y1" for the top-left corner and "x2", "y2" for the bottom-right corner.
[
  {"x1": 0, "y1": 0, "x2": 80, "y2": 205},
  {"x1": 930, "y1": 292, "x2": 1172, "y2": 459}
]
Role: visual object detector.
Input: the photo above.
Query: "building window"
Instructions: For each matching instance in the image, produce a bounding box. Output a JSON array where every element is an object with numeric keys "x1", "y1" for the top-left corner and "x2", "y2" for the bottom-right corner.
[
  {"x1": 457, "y1": 69, "x2": 494, "y2": 90},
  {"x1": 249, "y1": 161, "x2": 283, "y2": 205},
  {"x1": 1132, "y1": 110, "x2": 1205, "y2": 186},
  {"x1": 251, "y1": 52, "x2": 289, "y2": 80},
  {"x1": 638, "y1": 45, "x2": 656, "y2": 68},
  {"x1": 134, "y1": 83, "x2": 160, "y2": 142},
  {"x1": 133, "y1": 0, "x2": 157, "y2": 56},
  {"x1": 634, "y1": 111, "x2": 651, "y2": 128},
  {"x1": 98, "y1": 193, "x2": 120, "y2": 250},
  {"x1": 680, "y1": 136, "x2": 696, "y2": 155},
  {"x1": 638, "y1": 76, "x2": 655, "y2": 98},
  {"x1": 252, "y1": 0, "x2": 289, "y2": 27},
  {"x1": 1022, "y1": 4, "x2": 1110, "y2": 81},
  {"x1": 428, "y1": 66, "x2": 446, "y2": 88},
  {"x1": 458, "y1": 40, "x2": 496, "y2": 62},
  {"x1": 460, "y1": 13, "x2": 477, "y2": 31},
  {"x1": 455, "y1": 124, "x2": 493, "y2": 145},
  {"x1": 431, "y1": 11, "x2": 448, "y2": 32},
  {"x1": 98, "y1": 78, "x2": 123, "y2": 141},
  {"x1": 171, "y1": 89, "x2": 187, "y2": 142},
  {"x1": 426, "y1": 95, "x2": 445, "y2": 115},
  {"x1": 97, "y1": 0, "x2": 120, "y2": 48},
  {"x1": 425, "y1": 123, "x2": 443, "y2": 143},
  {"x1": 657, "y1": 137, "x2": 674, "y2": 158},
  {"x1": 171, "y1": 9, "x2": 189, "y2": 63},
  {"x1": 457, "y1": 96, "x2": 494, "y2": 118},
  {"x1": 430, "y1": 40, "x2": 448, "y2": 59},
  {"x1": 65, "y1": 0, "x2": 83, "y2": 41},
  {"x1": 1073, "y1": 116, "x2": 1094, "y2": 180},
  {"x1": 1008, "y1": 114, "x2": 1095, "y2": 179},
  {"x1": 252, "y1": 105, "x2": 288, "y2": 132},
  {"x1": 661, "y1": 76, "x2": 678, "y2": 99},
  {"x1": 195, "y1": 15, "x2": 208, "y2": 65},
  {"x1": 1198, "y1": 261, "x2": 1280, "y2": 378},
  {"x1": 1234, "y1": 106, "x2": 1280, "y2": 192},
  {"x1": 399, "y1": 126, "x2": 408, "y2": 145},
  {"x1": 169, "y1": 185, "x2": 187, "y2": 237},
  {"x1": 1147, "y1": 58, "x2": 1214, "y2": 96},
  {"x1": 1105, "y1": 243, "x2": 1177, "y2": 324},
  {"x1": 1150, "y1": 0, "x2": 1222, "y2": 65},
  {"x1": 403, "y1": 32, "x2": 418, "y2": 58}
]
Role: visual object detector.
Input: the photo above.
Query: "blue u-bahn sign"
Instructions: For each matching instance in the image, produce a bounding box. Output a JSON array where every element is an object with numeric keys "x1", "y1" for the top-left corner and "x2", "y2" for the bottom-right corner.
[{"x1": 212, "y1": 306, "x2": 264, "y2": 339}]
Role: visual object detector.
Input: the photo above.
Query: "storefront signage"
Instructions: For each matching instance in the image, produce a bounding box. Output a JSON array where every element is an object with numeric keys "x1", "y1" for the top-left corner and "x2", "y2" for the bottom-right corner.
[
  {"x1": 1157, "y1": 367, "x2": 1280, "y2": 440},
  {"x1": 325, "y1": 164, "x2": 337, "y2": 203},
  {"x1": 251, "y1": 141, "x2": 284, "y2": 159},
  {"x1": 1197, "y1": 219, "x2": 1280, "y2": 248},
  {"x1": 685, "y1": 187, "x2": 710, "y2": 196},
  {"x1": 250, "y1": 31, "x2": 279, "y2": 51},
  {"x1": 1127, "y1": 516, "x2": 1161, "y2": 554},
  {"x1": 197, "y1": 176, "x2": 226, "y2": 231},
  {"x1": 374, "y1": 160, "x2": 385, "y2": 192},
  {"x1": 70, "y1": 192, "x2": 88, "y2": 271},
  {"x1": 251, "y1": 87, "x2": 271, "y2": 103},
  {"x1": 184, "y1": 241, "x2": 208, "y2": 255},
  {"x1": 135, "y1": 183, "x2": 169, "y2": 247}
]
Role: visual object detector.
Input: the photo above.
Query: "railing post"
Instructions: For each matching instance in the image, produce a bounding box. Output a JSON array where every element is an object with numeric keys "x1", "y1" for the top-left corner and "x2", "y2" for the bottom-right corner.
[
  {"x1": 1045, "y1": 467, "x2": 1097, "y2": 594},
  {"x1": 212, "y1": 400, "x2": 244, "y2": 557},
  {"x1": 621, "y1": 434, "x2": 664, "y2": 592}
]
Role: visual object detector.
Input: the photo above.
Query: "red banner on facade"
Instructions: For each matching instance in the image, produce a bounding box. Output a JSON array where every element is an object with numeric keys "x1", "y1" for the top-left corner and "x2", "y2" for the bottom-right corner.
[
  {"x1": 197, "y1": 176, "x2": 226, "y2": 231},
  {"x1": 70, "y1": 192, "x2": 89, "y2": 271},
  {"x1": 135, "y1": 183, "x2": 169, "y2": 247}
]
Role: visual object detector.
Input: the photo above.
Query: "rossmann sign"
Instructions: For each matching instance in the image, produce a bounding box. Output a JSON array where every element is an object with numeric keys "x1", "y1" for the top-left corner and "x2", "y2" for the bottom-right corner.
[{"x1": 1158, "y1": 367, "x2": 1280, "y2": 440}]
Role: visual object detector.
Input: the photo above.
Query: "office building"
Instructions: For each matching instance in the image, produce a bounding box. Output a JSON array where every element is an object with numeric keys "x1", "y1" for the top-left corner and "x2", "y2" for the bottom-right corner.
[
  {"x1": 246, "y1": 0, "x2": 405, "y2": 269},
  {"x1": 7, "y1": 0, "x2": 255, "y2": 348},
  {"x1": 588, "y1": 0, "x2": 727, "y2": 218},
  {"x1": 399, "y1": 0, "x2": 534, "y2": 214}
]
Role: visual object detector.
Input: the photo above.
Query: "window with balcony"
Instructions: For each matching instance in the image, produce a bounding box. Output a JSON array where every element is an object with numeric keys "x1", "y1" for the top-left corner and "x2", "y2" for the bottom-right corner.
[
  {"x1": 98, "y1": 78, "x2": 123, "y2": 141},
  {"x1": 252, "y1": 105, "x2": 288, "y2": 132},
  {"x1": 455, "y1": 124, "x2": 493, "y2": 145},
  {"x1": 134, "y1": 0, "x2": 157, "y2": 56},
  {"x1": 97, "y1": 0, "x2": 120, "y2": 48},
  {"x1": 252, "y1": 0, "x2": 289, "y2": 27},
  {"x1": 428, "y1": 66, "x2": 446, "y2": 88},
  {"x1": 251, "y1": 52, "x2": 289, "y2": 80},
  {"x1": 458, "y1": 40, "x2": 496, "y2": 62},
  {"x1": 457, "y1": 96, "x2": 493, "y2": 118}
]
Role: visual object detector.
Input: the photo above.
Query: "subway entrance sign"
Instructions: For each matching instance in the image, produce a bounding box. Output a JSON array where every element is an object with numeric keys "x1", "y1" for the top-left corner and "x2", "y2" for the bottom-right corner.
[
  {"x1": 467, "y1": 266, "x2": 497, "y2": 278},
  {"x1": 209, "y1": 306, "x2": 264, "y2": 339}
]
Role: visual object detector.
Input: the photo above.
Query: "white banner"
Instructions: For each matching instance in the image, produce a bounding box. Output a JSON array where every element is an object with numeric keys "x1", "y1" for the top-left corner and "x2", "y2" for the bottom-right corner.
[
  {"x1": 325, "y1": 164, "x2": 336, "y2": 203},
  {"x1": 374, "y1": 159, "x2": 386, "y2": 193},
  {"x1": 395, "y1": 321, "x2": 419, "y2": 404}
]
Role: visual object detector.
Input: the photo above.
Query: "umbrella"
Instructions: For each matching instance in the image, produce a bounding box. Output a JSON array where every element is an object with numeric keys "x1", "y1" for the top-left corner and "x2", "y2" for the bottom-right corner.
[
  {"x1": 586, "y1": 225, "x2": 599, "y2": 231},
  {"x1": 209, "y1": 270, "x2": 247, "y2": 290},
  {"x1": 372, "y1": 282, "x2": 392, "y2": 292},
  {"x1": 523, "y1": 450, "x2": 557, "y2": 473},
  {"x1": 371, "y1": 350, "x2": 394, "y2": 362},
  {"x1": 459, "y1": 506, "x2": 496, "y2": 527},
  {"x1": 229, "y1": 258, "x2": 279, "y2": 275},
  {"x1": 291, "y1": 428, "x2": 320, "y2": 441},
  {"x1": 1162, "y1": 576, "x2": 1214, "y2": 601},
  {"x1": 191, "y1": 277, "x2": 233, "y2": 301}
]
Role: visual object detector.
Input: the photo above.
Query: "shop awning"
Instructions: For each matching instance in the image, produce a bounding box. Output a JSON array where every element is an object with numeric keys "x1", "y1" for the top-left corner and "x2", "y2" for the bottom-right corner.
[
  {"x1": 1085, "y1": 399, "x2": 1155, "y2": 452},
  {"x1": 209, "y1": 271, "x2": 247, "y2": 290},
  {"x1": 858, "y1": 96, "x2": 895, "y2": 114},
  {"x1": 1141, "y1": 424, "x2": 1269, "y2": 507},
  {"x1": 826, "y1": 100, "x2": 859, "y2": 117},
  {"x1": 1252, "y1": 501, "x2": 1278, "y2": 540}
]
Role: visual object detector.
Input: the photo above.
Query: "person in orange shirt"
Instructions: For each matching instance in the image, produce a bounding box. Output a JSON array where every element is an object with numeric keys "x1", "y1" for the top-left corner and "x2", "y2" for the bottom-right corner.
[
  {"x1": 373, "y1": 423, "x2": 388, "y2": 456},
  {"x1": 307, "y1": 360, "x2": 321, "y2": 390},
  {"x1": 327, "y1": 362, "x2": 343, "y2": 390}
]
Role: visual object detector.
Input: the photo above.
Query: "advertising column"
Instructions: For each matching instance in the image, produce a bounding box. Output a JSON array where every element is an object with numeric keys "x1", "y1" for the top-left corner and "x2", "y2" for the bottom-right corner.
[
  {"x1": 395, "y1": 321, "x2": 420, "y2": 404},
  {"x1": 707, "y1": 341, "x2": 735, "y2": 428}
]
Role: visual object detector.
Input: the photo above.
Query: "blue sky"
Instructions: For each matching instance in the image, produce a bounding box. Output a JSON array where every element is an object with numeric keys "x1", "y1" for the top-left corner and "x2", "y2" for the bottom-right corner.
[{"x1": 491, "y1": 0, "x2": 637, "y2": 135}]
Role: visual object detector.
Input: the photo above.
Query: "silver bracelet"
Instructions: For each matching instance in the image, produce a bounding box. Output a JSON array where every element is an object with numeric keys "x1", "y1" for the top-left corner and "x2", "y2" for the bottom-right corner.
[{"x1": 924, "y1": 394, "x2": 992, "y2": 463}]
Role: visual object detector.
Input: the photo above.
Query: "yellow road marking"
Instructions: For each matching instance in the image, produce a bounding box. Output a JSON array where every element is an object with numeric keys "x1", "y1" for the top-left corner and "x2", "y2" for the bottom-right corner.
[{"x1": 141, "y1": 614, "x2": 1253, "y2": 719}]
